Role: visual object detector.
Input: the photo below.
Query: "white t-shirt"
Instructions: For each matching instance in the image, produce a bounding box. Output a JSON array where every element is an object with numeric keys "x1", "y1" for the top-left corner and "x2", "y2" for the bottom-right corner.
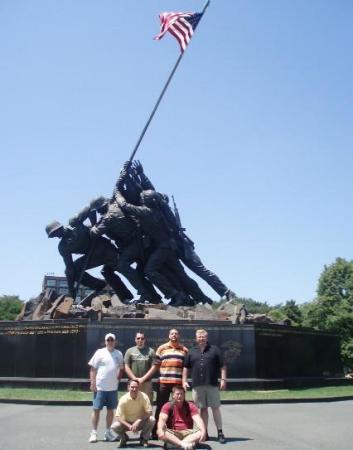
[{"x1": 88, "y1": 347, "x2": 124, "y2": 391}]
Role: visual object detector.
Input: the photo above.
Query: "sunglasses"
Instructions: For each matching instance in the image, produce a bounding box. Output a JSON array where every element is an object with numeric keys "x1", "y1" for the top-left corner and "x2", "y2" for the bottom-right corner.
[
  {"x1": 106, "y1": 338, "x2": 115, "y2": 342},
  {"x1": 136, "y1": 337, "x2": 145, "y2": 340}
]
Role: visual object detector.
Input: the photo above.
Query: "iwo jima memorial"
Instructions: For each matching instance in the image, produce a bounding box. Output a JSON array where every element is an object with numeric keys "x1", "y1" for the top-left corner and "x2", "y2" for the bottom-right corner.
[{"x1": 0, "y1": 3, "x2": 342, "y2": 387}]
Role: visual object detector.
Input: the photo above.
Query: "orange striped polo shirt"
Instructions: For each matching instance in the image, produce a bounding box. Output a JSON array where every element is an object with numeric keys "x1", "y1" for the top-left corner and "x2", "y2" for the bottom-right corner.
[{"x1": 155, "y1": 342, "x2": 188, "y2": 384}]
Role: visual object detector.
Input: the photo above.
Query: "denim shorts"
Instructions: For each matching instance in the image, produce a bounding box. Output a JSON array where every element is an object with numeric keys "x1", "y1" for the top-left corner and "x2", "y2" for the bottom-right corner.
[{"x1": 92, "y1": 390, "x2": 118, "y2": 410}]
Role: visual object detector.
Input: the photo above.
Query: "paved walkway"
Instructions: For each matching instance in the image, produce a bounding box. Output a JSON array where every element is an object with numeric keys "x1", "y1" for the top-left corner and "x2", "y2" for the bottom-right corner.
[{"x1": 1, "y1": 401, "x2": 352, "y2": 450}]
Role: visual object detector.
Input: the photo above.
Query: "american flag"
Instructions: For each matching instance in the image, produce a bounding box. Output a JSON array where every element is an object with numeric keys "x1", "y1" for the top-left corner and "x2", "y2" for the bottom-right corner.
[{"x1": 154, "y1": 11, "x2": 203, "y2": 53}]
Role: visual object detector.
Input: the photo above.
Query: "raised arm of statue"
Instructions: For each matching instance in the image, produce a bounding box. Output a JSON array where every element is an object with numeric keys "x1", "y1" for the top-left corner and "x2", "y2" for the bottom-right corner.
[
  {"x1": 68, "y1": 206, "x2": 96, "y2": 228},
  {"x1": 132, "y1": 160, "x2": 155, "y2": 190},
  {"x1": 115, "y1": 161, "x2": 130, "y2": 192}
]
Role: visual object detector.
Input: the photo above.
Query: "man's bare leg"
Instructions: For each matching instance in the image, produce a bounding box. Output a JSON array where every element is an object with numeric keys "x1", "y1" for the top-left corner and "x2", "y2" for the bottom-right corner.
[
  {"x1": 91, "y1": 409, "x2": 100, "y2": 430},
  {"x1": 211, "y1": 406, "x2": 222, "y2": 430},
  {"x1": 106, "y1": 409, "x2": 114, "y2": 428}
]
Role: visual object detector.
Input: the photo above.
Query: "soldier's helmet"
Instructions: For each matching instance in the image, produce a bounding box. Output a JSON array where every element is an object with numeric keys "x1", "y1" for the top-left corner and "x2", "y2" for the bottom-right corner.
[
  {"x1": 45, "y1": 220, "x2": 64, "y2": 238},
  {"x1": 140, "y1": 190, "x2": 161, "y2": 207},
  {"x1": 90, "y1": 196, "x2": 109, "y2": 211}
]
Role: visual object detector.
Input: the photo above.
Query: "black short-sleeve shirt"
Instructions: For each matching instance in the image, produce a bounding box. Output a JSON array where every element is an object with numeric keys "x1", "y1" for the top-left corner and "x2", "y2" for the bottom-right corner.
[{"x1": 184, "y1": 343, "x2": 224, "y2": 387}]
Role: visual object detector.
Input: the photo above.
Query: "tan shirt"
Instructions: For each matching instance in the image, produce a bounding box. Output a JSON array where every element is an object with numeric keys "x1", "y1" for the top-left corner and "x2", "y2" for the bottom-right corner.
[{"x1": 116, "y1": 391, "x2": 152, "y2": 423}]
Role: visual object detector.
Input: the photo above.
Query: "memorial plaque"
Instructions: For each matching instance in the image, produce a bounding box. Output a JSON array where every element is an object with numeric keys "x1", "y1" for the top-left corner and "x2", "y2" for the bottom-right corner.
[{"x1": 0, "y1": 320, "x2": 342, "y2": 380}]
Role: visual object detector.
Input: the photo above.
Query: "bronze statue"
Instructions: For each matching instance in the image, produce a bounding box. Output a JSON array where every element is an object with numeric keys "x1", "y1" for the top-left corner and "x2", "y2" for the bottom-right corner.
[
  {"x1": 45, "y1": 220, "x2": 132, "y2": 301},
  {"x1": 128, "y1": 161, "x2": 237, "y2": 303},
  {"x1": 46, "y1": 159, "x2": 237, "y2": 308}
]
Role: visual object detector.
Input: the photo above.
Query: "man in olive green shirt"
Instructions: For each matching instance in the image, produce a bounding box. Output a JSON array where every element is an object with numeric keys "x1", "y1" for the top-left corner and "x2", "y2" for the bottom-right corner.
[{"x1": 124, "y1": 331, "x2": 156, "y2": 401}]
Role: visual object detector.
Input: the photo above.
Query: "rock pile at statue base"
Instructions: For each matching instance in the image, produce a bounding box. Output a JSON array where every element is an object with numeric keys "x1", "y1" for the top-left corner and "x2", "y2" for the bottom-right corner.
[{"x1": 15, "y1": 288, "x2": 279, "y2": 324}]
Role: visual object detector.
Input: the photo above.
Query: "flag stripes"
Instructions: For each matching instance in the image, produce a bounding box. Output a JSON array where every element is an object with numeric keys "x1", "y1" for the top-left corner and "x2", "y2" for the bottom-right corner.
[{"x1": 154, "y1": 12, "x2": 203, "y2": 53}]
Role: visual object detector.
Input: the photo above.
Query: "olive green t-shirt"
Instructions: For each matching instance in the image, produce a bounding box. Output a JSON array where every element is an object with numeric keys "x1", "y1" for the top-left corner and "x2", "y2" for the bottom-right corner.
[{"x1": 124, "y1": 346, "x2": 155, "y2": 378}]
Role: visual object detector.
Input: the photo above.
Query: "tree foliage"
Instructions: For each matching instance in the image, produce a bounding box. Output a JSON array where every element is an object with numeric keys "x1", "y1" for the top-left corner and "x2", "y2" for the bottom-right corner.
[
  {"x1": 0, "y1": 295, "x2": 23, "y2": 321},
  {"x1": 304, "y1": 258, "x2": 353, "y2": 368}
]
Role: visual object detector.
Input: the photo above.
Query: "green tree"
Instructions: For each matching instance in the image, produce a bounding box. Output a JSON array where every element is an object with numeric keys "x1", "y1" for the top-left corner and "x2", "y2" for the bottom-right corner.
[
  {"x1": 317, "y1": 257, "x2": 353, "y2": 302},
  {"x1": 304, "y1": 258, "x2": 353, "y2": 368},
  {"x1": 281, "y1": 300, "x2": 303, "y2": 326},
  {"x1": 268, "y1": 307, "x2": 286, "y2": 323},
  {"x1": 0, "y1": 295, "x2": 23, "y2": 320},
  {"x1": 242, "y1": 298, "x2": 272, "y2": 314}
]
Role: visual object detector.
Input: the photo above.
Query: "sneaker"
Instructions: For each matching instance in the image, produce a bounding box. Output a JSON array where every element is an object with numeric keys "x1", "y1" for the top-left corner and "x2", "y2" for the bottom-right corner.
[
  {"x1": 218, "y1": 432, "x2": 227, "y2": 444},
  {"x1": 88, "y1": 431, "x2": 98, "y2": 443},
  {"x1": 104, "y1": 429, "x2": 118, "y2": 442},
  {"x1": 139, "y1": 437, "x2": 149, "y2": 447},
  {"x1": 117, "y1": 434, "x2": 128, "y2": 448}
]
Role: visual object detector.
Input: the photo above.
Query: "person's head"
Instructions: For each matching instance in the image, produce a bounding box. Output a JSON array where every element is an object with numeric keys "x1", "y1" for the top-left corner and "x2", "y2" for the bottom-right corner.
[
  {"x1": 45, "y1": 221, "x2": 64, "y2": 238},
  {"x1": 135, "y1": 331, "x2": 146, "y2": 349},
  {"x1": 172, "y1": 386, "x2": 186, "y2": 404},
  {"x1": 90, "y1": 196, "x2": 109, "y2": 214},
  {"x1": 168, "y1": 328, "x2": 180, "y2": 344},
  {"x1": 140, "y1": 190, "x2": 162, "y2": 208},
  {"x1": 128, "y1": 379, "x2": 140, "y2": 399},
  {"x1": 105, "y1": 333, "x2": 116, "y2": 351},
  {"x1": 195, "y1": 329, "x2": 208, "y2": 347}
]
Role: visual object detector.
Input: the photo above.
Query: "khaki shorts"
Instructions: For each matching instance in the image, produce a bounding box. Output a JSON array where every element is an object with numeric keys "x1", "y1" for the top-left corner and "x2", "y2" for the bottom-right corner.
[
  {"x1": 192, "y1": 385, "x2": 221, "y2": 408},
  {"x1": 167, "y1": 428, "x2": 199, "y2": 440}
]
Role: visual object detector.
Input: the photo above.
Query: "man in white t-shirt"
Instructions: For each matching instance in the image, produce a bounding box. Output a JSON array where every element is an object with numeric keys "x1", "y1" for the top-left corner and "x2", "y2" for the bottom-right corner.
[{"x1": 88, "y1": 332, "x2": 124, "y2": 443}]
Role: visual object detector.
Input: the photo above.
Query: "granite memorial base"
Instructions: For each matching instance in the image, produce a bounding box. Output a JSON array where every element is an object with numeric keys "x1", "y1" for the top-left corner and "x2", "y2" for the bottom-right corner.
[{"x1": 0, "y1": 319, "x2": 343, "y2": 389}]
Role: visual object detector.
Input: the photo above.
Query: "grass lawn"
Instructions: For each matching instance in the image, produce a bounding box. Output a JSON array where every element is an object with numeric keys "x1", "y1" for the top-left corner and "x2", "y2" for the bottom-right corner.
[{"x1": 0, "y1": 385, "x2": 353, "y2": 402}]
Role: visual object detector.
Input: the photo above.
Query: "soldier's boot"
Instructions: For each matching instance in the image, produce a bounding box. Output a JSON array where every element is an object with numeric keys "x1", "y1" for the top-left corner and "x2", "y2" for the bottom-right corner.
[
  {"x1": 200, "y1": 295, "x2": 213, "y2": 305},
  {"x1": 225, "y1": 289, "x2": 237, "y2": 302},
  {"x1": 138, "y1": 291, "x2": 163, "y2": 305},
  {"x1": 169, "y1": 292, "x2": 190, "y2": 307}
]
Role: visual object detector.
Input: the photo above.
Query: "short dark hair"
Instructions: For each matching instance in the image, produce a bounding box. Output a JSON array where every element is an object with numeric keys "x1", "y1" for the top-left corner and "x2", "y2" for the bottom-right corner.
[
  {"x1": 128, "y1": 379, "x2": 140, "y2": 387},
  {"x1": 169, "y1": 328, "x2": 179, "y2": 334},
  {"x1": 172, "y1": 385, "x2": 185, "y2": 394},
  {"x1": 135, "y1": 331, "x2": 145, "y2": 336}
]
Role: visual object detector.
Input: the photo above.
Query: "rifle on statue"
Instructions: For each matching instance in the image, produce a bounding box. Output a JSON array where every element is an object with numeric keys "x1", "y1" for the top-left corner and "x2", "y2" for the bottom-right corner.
[{"x1": 171, "y1": 195, "x2": 194, "y2": 260}]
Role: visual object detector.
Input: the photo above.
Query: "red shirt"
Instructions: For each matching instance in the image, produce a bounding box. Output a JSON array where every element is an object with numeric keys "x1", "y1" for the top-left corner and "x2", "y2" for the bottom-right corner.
[{"x1": 161, "y1": 401, "x2": 199, "y2": 431}]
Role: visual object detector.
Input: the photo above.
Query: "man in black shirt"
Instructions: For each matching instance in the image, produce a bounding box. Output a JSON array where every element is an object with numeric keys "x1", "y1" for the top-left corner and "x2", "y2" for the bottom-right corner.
[{"x1": 182, "y1": 329, "x2": 227, "y2": 444}]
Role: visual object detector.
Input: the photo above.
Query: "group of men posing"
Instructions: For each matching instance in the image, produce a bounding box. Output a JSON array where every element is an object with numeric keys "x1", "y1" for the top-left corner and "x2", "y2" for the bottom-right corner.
[
  {"x1": 46, "y1": 161, "x2": 236, "y2": 307},
  {"x1": 88, "y1": 328, "x2": 227, "y2": 449}
]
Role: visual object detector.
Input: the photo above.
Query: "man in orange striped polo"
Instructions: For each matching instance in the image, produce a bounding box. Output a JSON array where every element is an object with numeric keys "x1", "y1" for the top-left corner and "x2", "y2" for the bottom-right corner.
[{"x1": 152, "y1": 328, "x2": 188, "y2": 439}]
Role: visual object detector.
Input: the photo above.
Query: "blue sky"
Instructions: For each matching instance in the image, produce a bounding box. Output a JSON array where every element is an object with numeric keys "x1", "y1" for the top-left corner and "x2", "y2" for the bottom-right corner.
[{"x1": 1, "y1": 0, "x2": 352, "y2": 304}]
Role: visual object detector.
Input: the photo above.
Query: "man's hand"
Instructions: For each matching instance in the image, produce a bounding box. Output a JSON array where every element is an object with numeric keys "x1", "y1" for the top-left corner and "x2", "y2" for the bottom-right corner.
[
  {"x1": 157, "y1": 428, "x2": 166, "y2": 439},
  {"x1": 131, "y1": 419, "x2": 142, "y2": 433},
  {"x1": 116, "y1": 161, "x2": 130, "y2": 189},
  {"x1": 89, "y1": 381, "x2": 96, "y2": 392},
  {"x1": 182, "y1": 380, "x2": 190, "y2": 390},
  {"x1": 132, "y1": 160, "x2": 144, "y2": 175},
  {"x1": 200, "y1": 430, "x2": 207, "y2": 442},
  {"x1": 121, "y1": 160, "x2": 131, "y2": 177},
  {"x1": 220, "y1": 379, "x2": 227, "y2": 391}
]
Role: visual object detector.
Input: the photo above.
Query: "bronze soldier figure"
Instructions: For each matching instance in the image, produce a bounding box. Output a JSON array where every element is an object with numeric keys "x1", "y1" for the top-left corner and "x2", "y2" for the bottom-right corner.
[
  {"x1": 130, "y1": 161, "x2": 237, "y2": 303},
  {"x1": 45, "y1": 220, "x2": 133, "y2": 301}
]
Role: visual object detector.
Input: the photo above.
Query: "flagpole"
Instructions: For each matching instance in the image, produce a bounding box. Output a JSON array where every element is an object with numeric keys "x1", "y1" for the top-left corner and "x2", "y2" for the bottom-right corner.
[
  {"x1": 127, "y1": 0, "x2": 211, "y2": 163},
  {"x1": 74, "y1": 1, "x2": 210, "y2": 303}
]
